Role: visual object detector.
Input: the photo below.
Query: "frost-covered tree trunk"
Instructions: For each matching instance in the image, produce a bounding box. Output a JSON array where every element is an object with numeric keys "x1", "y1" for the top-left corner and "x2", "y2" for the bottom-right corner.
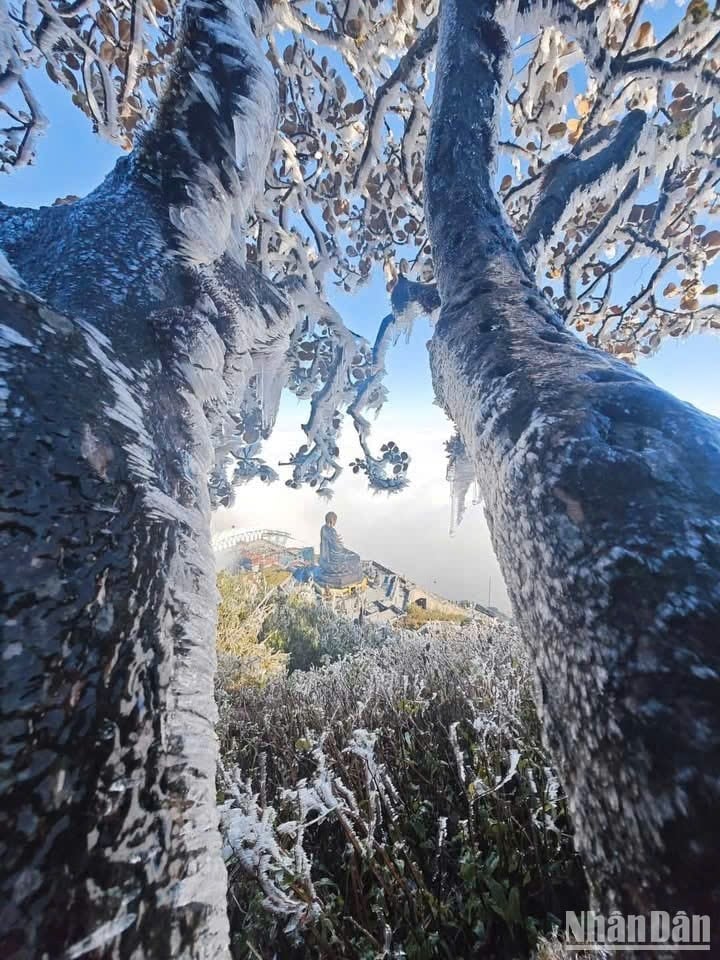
[
  {"x1": 0, "y1": 1, "x2": 289, "y2": 955},
  {"x1": 427, "y1": 0, "x2": 720, "y2": 915},
  {"x1": 0, "y1": 273, "x2": 234, "y2": 959}
]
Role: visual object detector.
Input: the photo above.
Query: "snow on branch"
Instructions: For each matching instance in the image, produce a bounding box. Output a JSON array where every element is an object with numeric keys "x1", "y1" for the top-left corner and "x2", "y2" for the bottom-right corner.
[
  {"x1": 521, "y1": 108, "x2": 647, "y2": 258},
  {"x1": 390, "y1": 275, "x2": 441, "y2": 324},
  {"x1": 445, "y1": 433, "x2": 478, "y2": 535},
  {"x1": 1, "y1": 0, "x2": 180, "y2": 167},
  {"x1": 353, "y1": 16, "x2": 438, "y2": 192},
  {"x1": 6, "y1": 0, "x2": 720, "y2": 364},
  {"x1": 205, "y1": 273, "x2": 416, "y2": 502},
  {"x1": 346, "y1": 313, "x2": 412, "y2": 492},
  {"x1": 0, "y1": 68, "x2": 48, "y2": 172},
  {"x1": 613, "y1": 25, "x2": 720, "y2": 89},
  {"x1": 283, "y1": 289, "x2": 412, "y2": 497},
  {"x1": 498, "y1": 1, "x2": 720, "y2": 359},
  {"x1": 139, "y1": 0, "x2": 277, "y2": 264}
]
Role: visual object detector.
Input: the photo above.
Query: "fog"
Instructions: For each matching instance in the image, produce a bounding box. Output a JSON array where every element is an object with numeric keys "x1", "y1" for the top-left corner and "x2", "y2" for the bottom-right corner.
[{"x1": 213, "y1": 397, "x2": 511, "y2": 614}]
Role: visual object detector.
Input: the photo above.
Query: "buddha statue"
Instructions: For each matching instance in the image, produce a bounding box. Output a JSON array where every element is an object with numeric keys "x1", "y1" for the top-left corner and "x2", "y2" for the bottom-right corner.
[{"x1": 317, "y1": 511, "x2": 363, "y2": 587}]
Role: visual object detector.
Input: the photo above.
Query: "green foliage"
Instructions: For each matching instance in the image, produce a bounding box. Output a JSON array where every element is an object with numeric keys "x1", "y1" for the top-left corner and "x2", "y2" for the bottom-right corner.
[
  {"x1": 218, "y1": 625, "x2": 588, "y2": 959},
  {"x1": 215, "y1": 570, "x2": 287, "y2": 688},
  {"x1": 397, "y1": 601, "x2": 469, "y2": 630},
  {"x1": 261, "y1": 567, "x2": 292, "y2": 590}
]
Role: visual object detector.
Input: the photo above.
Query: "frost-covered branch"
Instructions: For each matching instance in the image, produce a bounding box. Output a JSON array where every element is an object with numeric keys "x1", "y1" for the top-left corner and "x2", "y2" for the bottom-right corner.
[
  {"x1": 1, "y1": 0, "x2": 180, "y2": 166},
  {"x1": 347, "y1": 313, "x2": 411, "y2": 492},
  {"x1": 521, "y1": 108, "x2": 647, "y2": 259},
  {"x1": 139, "y1": 0, "x2": 277, "y2": 264},
  {"x1": 390, "y1": 275, "x2": 441, "y2": 323},
  {"x1": 284, "y1": 290, "x2": 412, "y2": 496},
  {"x1": 12, "y1": 0, "x2": 717, "y2": 360},
  {"x1": 445, "y1": 433, "x2": 478, "y2": 535},
  {"x1": 0, "y1": 0, "x2": 44, "y2": 169},
  {"x1": 613, "y1": 27, "x2": 720, "y2": 89},
  {"x1": 354, "y1": 16, "x2": 438, "y2": 192},
  {"x1": 426, "y1": 0, "x2": 720, "y2": 917}
]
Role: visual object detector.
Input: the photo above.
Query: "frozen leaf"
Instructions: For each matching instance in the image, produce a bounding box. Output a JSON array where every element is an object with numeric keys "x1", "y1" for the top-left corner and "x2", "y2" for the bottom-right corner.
[
  {"x1": 575, "y1": 96, "x2": 591, "y2": 117},
  {"x1": 702, "y1": 231, "x2": 720, "y2": 258},
  {"x1": 96, "y1": 10, "x2": 116, "y2": 38},
  {"x1": 634, "y1": 22, "x2": 655, "y2": 49}
]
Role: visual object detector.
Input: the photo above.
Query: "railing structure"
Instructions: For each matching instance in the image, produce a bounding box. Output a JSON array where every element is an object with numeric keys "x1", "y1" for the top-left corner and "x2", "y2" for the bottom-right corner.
[
  {"x1": 211, "y1": 528, "x2": 293, "y2": 553},
  {"x1": 211, "y1": 528, "x2": 300, "y2": 574}
]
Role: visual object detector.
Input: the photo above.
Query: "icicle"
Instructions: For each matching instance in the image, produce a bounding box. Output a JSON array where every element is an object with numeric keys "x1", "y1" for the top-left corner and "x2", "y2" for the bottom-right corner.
[{"x1": 445, "y1": 433, "x2": 478, "y2": 535}]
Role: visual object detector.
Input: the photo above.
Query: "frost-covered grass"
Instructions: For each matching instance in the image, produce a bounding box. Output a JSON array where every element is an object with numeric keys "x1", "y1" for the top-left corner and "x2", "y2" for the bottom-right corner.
[
  {"x1": 217, "y1": 620, "x2": 588, "y2": 959},
  {"x1": 397, "y1": 600, "x2": 469, "y2": 630},
  {"x1": 260, "y1": 592, "x2": 391, "y2": 672}
]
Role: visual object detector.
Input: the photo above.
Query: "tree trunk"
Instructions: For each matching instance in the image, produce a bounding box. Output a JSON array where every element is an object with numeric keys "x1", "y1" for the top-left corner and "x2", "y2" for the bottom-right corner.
[
  {"x1": 0, "y1": 1, "x2": 288, "y2": 949},
  {"x1": 0, "y1": 272, "x2": 234, "y2": 957},
  {"x1": 0, "y1": 168, "x2": 292, "y2": 960},
  {"x1": 426, "y1": 0, "x2": 720, "y2": 915}
]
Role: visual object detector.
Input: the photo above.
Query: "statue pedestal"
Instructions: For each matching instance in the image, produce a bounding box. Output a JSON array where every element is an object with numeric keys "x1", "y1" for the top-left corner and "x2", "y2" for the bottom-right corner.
[
  {"x1": 315, "y1": 569, "x2": 364, "y2": 588},
  {"x1": 317, "y1": 577, "x2": 368, "y2": 599}
]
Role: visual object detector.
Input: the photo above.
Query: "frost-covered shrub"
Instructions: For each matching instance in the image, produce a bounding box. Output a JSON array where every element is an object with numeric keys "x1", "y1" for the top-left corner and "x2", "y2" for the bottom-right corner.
[
  {"x1": 259, "y1": 594, "x2": 391, "y2": 672},
  {"x1": 218, "y1": 621, "x2": 588, "y2": 959}
]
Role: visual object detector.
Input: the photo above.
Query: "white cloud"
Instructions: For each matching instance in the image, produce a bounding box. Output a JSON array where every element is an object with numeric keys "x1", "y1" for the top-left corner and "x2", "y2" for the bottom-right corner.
[{"x1": 213, "y1": 395, "x2": 511, "y2": 613}]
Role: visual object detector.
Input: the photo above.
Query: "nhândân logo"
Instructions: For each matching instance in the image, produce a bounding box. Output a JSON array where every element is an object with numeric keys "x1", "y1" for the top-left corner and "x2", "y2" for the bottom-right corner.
[{"x1": 565, "y1": 911, "x2": 711, "y2": 952}]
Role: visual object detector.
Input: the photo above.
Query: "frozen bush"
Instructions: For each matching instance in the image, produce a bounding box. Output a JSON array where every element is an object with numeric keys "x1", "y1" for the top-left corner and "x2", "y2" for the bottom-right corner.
[
  {"x1": 259, "y1": 593, "x2": 392, "y2": 672},
  {"x1": 218, "y1": 619, "x2": 588, "y2": 958}
]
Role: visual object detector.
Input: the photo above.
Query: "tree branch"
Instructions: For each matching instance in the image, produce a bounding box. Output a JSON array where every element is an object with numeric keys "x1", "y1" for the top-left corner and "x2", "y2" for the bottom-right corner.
[
  {"x1": 390, "y1": 275, "x2": 441, "y2": 321},
  {"x1": 137, "y1": 0, "x2": 278, "y2": 266},
  {"x1": 353, "y1": 17, "x2": 438, "y2": 192},
  {"x1": 518, "y1": 0, "x2": 607, "y2": 71},
  {"x1": 426, "y1": 0, "x2": 720, "y2": 917},
  {"x1": 613, "y1": 28, "x2": 720, "y2": 89},
  {"x1": 562, "y1": 173, "x2": 639, "y2": 315},
  {"x1": 521, "y1": 108, "x2": 647, "y2": 259}
]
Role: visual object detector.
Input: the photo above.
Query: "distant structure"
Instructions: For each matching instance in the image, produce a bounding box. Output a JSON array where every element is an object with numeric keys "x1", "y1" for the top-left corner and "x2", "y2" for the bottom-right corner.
[
  {"x1": 211, "y1": 526, "x2": 500, "y2": 625},
  {"x1": 212, "y1": 528, "x2": 309, "y2": 574}
]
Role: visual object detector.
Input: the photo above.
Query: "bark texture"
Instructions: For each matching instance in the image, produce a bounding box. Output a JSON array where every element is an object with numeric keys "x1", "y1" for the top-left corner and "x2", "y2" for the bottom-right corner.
[
  {"x1": 0, "y1": 277, "x2": 232, "y2": 959},
  {"x1": 0, "y1": 185, "x2": 290, "y2": 958},
  {"x1": 0, "y1": 1, "x2": 289, "y2": 955},
  {"x1": 427, "y1": 0, "x2": 720, "y2": 915}
]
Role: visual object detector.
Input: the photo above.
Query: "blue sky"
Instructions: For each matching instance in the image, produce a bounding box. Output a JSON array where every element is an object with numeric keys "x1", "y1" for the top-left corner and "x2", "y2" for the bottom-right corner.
[{"x1": 3, "y1": 61, "x2": 718, "y2": 612}]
